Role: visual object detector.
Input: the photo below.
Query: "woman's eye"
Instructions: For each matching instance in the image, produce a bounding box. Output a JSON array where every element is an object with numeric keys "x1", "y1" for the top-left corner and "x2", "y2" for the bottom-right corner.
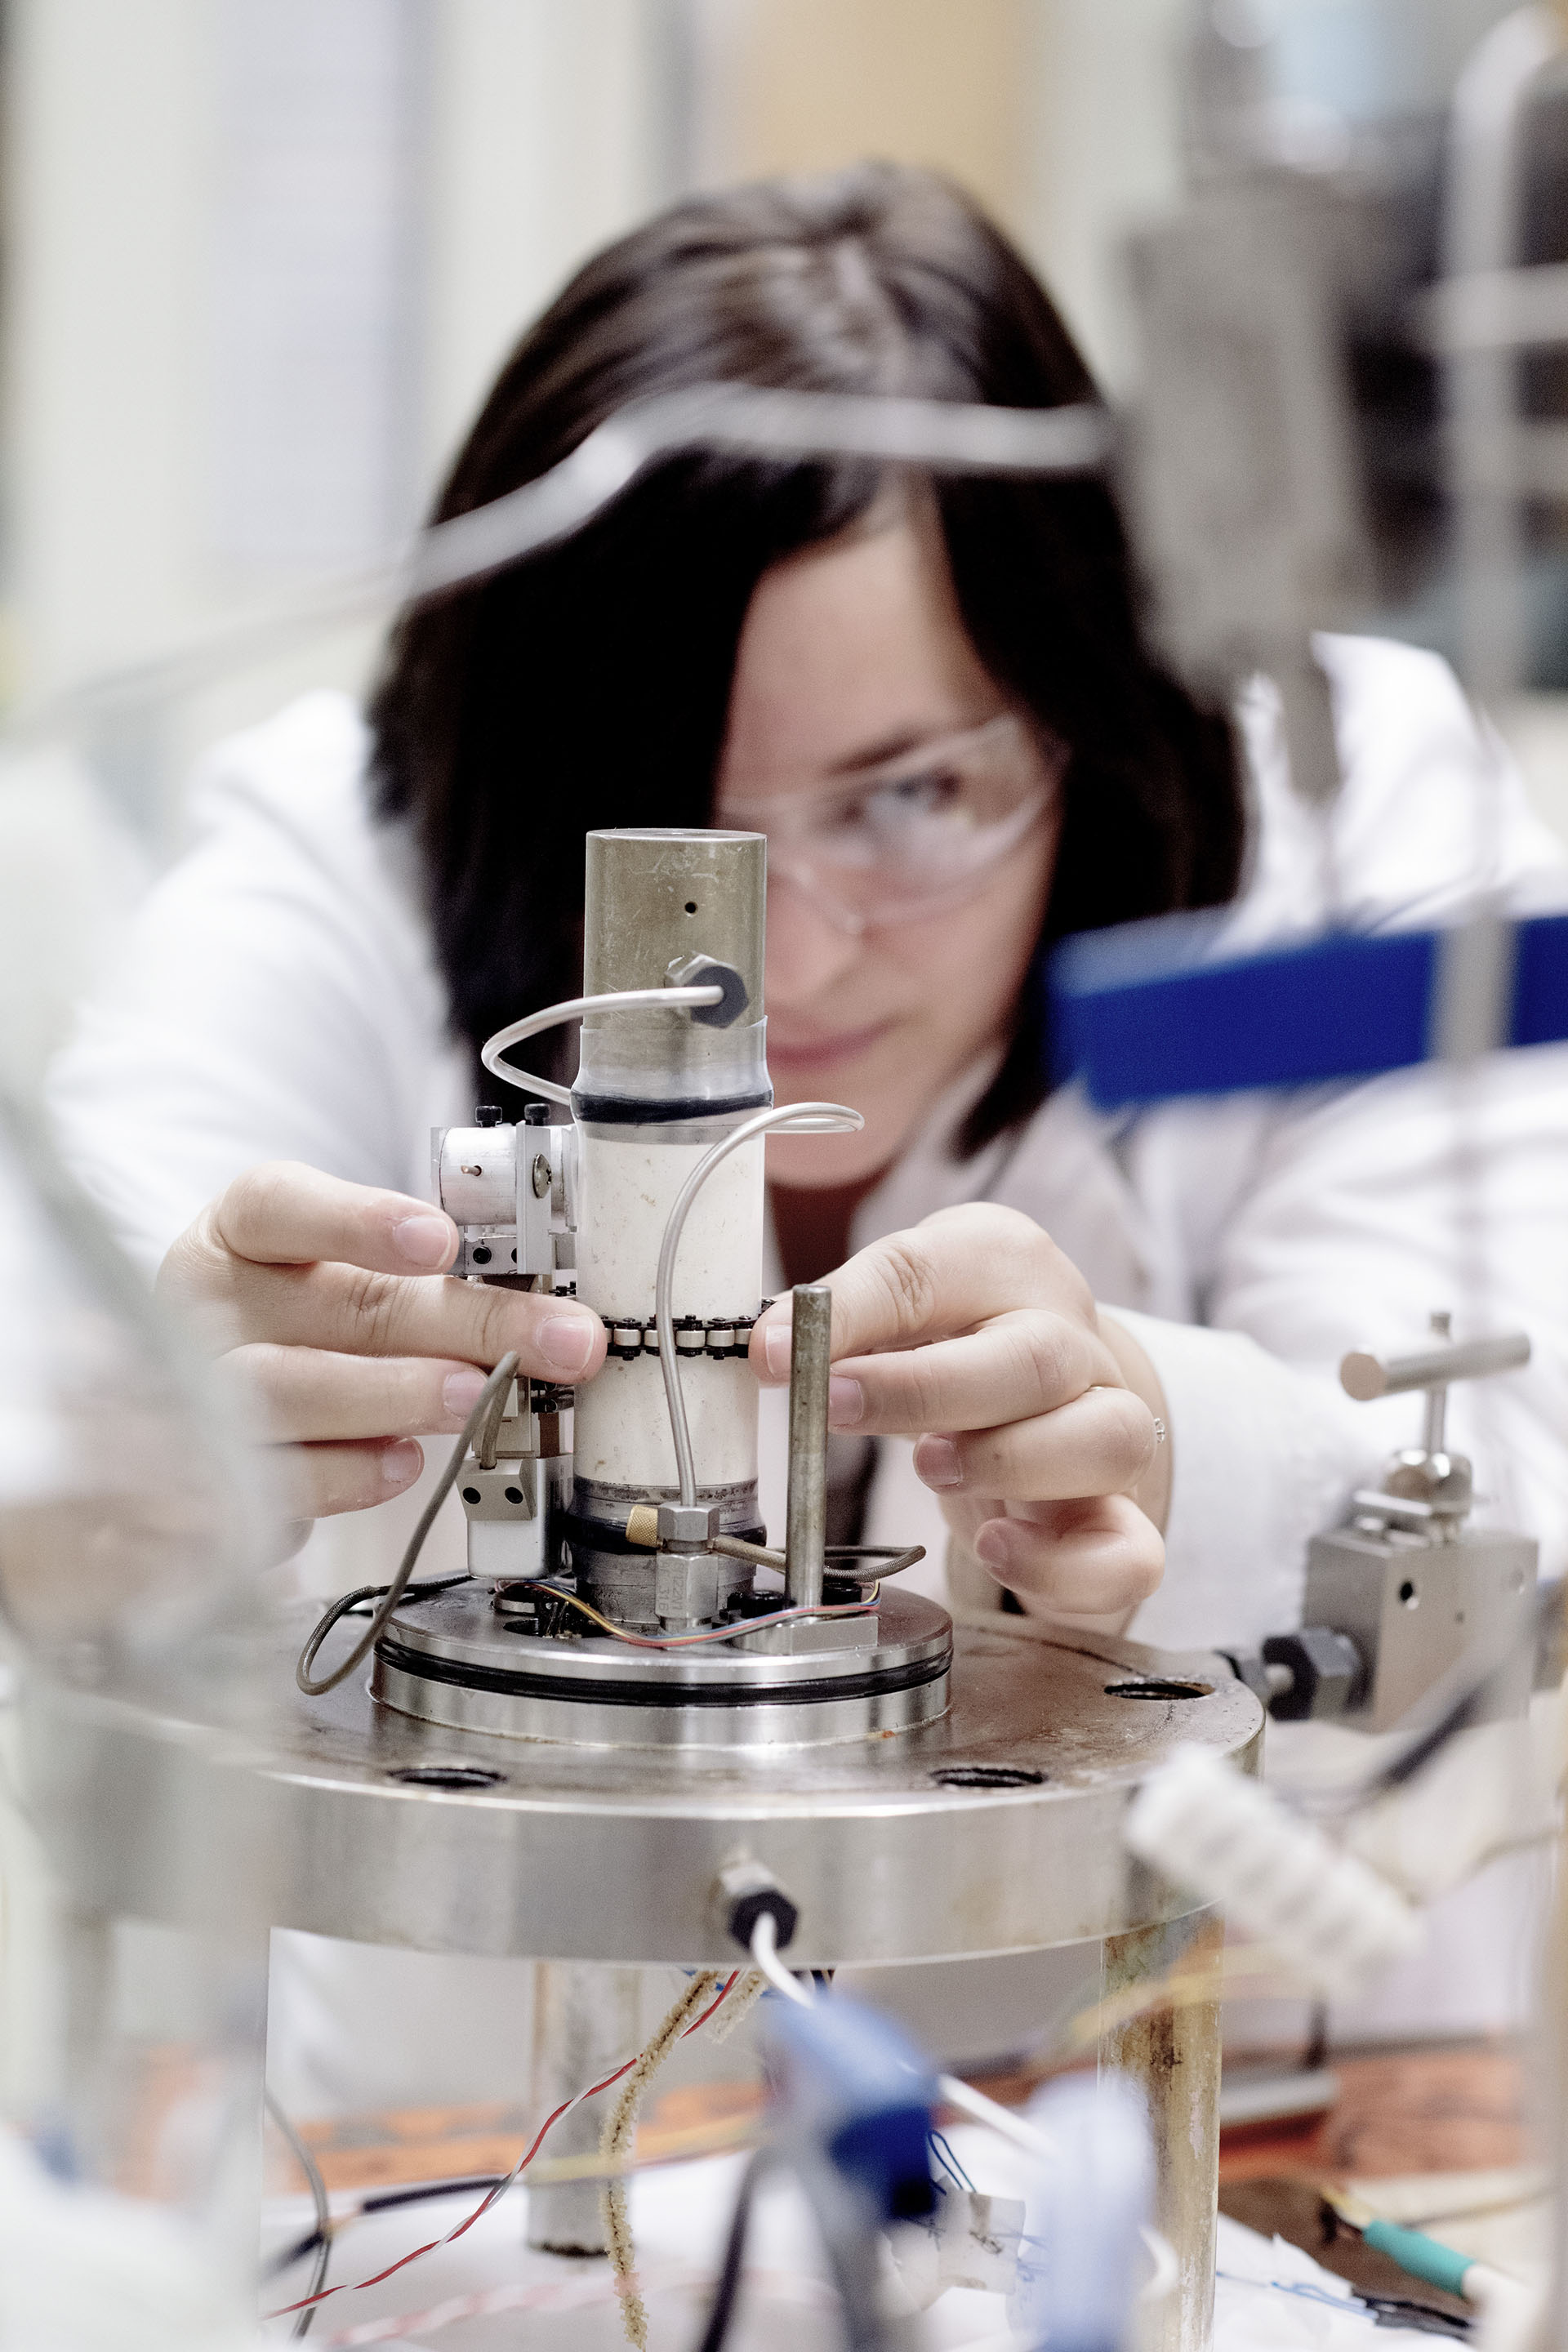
[{"x1": 861, "y1": 768, "x2": 962, "y2": 828}]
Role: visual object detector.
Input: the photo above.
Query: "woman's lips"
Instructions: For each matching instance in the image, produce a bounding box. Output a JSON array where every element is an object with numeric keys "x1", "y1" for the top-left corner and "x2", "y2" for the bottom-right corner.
[{"x1": 767, "y1": 1022, "x2": 893, "y2": 1072}]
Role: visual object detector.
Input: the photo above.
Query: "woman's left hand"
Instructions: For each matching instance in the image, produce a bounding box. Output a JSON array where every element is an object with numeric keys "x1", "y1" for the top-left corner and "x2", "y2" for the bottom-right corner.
[{"x1": 751, "y1": 1204, "x2": 1168, "y2": 1630}]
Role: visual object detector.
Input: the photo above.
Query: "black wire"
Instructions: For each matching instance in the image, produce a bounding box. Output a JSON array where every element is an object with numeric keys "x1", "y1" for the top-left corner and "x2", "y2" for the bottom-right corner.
[
  {"x1": 691, "y1": 2150, "x2": 770, "y2": 2352},
  {"x1": 261, "y1": 2174, "x2": 507, "y2": 2284},
  {"x1": 265, "y1": 2087, "x2": 332, "y2": 2339},
  {"x1": 262, "y1": 2227, "x2": 324, "y2": 2283},
  {"x1": 359, "y1": 2173, "x2": 504, "y2": 2216},
  {"x1": 296, "y1": 1353, "x2": 519, "y2": 1695}
]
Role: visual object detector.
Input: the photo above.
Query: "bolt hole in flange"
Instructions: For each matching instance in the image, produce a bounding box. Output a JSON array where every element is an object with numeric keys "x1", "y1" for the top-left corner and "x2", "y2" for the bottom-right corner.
[
  {"x1": 1103, "y1": 1678, "x2": 1213, "y2": 1701},
  {"x1": 930, "y1": 1766, "x2": 1045, "y2": 1789},
  {"x1": 388, "y1": 1765, "x2": 505, "y2": 1791}
]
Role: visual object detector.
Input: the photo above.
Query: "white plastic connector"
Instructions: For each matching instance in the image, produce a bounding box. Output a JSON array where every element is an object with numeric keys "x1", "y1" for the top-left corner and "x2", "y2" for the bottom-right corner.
[{"x1": 1123, "y1": 1744, "x2": 1423, "y2": 2001}]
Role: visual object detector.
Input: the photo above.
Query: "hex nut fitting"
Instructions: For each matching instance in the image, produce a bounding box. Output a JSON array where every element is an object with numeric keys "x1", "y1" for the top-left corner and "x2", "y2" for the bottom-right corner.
[
  {"x1": 1261, "y1": 1627, "x2": 1364, "y2": 1722},
  {"x1": 715, "y1": 1859, "x2": 799, "y2": 1953},
  {"x1": 657, "y1": 1501, "x2": 721, "y2": 1548},
  {"x1": 665, "y1": 953, "x2": 750, "y2": 1028}
]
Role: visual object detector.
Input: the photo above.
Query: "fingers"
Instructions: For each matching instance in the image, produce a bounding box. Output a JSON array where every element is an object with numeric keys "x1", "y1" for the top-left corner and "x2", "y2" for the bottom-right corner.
[
  {"x1": 284, "y1": 1437, "x2": 426, "y2": 1521},
  {"x1": 216, "y1": 1162, "x2": 459, "y2": 1275},
  {"x1": 216, "y1": 1345, "x2": 494, "y2": 1444},
  {"x1": 818, "y1": 1310, "x2": 1124, "y2": 1437},
  {"x1": 752, "y1": 1205, "x2": 1094, "y2": 1374},
  {"x1": 912, "y1": 1383, "x2": 1156, "y2": 1502},
  {"x1": 168, "y1": 1162, "x2": 461, "y2": 1287},
  {"x1": 192, "y1": 1258, "x2": 606, "y2": 1385},
  {"x1": 961, "y1": 1494, "x2": 1165, "y2": 1620}
]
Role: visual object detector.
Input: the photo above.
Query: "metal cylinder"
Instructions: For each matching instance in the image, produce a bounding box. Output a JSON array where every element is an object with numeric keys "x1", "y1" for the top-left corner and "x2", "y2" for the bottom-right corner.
[
  {"x1": 1098, "y1": 1909, "x2": 1223, "y2": 2352},
  {"x1": 575, "y1": 830, "x2": 769, "y2": 1125},
  {"x1": 785, "y1": 1286, "x2": 832, "y2": 1609},
  {"x1": 526, "y1": 1962, "x2": 644, "y2": 2255}
]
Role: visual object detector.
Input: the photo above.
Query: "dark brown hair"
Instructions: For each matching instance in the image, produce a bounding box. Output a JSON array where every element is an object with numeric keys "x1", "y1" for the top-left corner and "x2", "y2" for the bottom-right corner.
[{"x1": 371, "y1": 162, "x2": 1244, "y2": 1149}]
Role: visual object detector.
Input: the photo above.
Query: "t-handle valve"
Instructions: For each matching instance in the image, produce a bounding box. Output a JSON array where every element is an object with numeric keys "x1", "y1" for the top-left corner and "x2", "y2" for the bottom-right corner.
[{"x1": 1339, "y1": 1311, "x2": 1530, "y2": 1532}]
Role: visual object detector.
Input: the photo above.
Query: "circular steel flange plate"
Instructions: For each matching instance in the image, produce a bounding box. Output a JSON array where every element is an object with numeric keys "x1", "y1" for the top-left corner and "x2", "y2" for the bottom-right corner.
[
  {"x1": 20, "y1": 1612, "x2": 1263, "y2": 1968},
  {"x1": 372, "y1": 1584, "x2": 952, "y2": 1749}
]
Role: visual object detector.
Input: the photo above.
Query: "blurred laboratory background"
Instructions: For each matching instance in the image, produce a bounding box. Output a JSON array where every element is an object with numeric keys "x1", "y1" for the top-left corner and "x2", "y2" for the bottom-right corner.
[{"x1": 0, "y1": 0, "x2": 1562, "y2": 893}]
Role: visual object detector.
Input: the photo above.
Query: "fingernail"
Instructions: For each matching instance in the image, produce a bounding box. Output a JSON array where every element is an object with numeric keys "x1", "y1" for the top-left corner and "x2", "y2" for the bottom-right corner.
[
  {"x1": 828, "y1": 1375, "x2": 864, "y2": 1428},
  {"x1": 914, "y1": 1435, "x2": 963, "y2": 1490},
  {"x1": 764, "y1": 1325, "x2": 791, "y2": 1379},
  {"x1": 394, "y1": 1214, "x2": 452, "y2": 1268},
  {"x1": 382, "y1": 1438, "x2": 421, "y2": 1490},
  {"x1": 973, "y1": 1522, "x2": 1010, "y2": 1569},
  {"x1": 443, "y1": 1368, "x2": 488, "y2": 1416},
  {"x1": 540, "y1": 1314, "x2": 596, "y2": 1376}
]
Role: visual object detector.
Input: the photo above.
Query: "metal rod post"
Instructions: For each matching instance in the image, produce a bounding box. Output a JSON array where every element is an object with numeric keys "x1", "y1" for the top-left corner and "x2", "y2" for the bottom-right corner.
[
  {"x1": 1098, "y1": 1909, "x2": 1223, "y2": 2352},
  {"x1": 785, "y1": 1286, "x2": 832, "y2": 1609},
  {"x1": 527, "y1": 1962, "x2": 644, "y2": 2255}
]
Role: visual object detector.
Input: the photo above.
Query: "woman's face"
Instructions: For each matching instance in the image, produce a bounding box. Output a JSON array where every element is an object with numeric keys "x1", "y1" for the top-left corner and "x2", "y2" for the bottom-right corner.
[{"x1": 715, "y1": 510, "x2": 1062, "y2": 1188}]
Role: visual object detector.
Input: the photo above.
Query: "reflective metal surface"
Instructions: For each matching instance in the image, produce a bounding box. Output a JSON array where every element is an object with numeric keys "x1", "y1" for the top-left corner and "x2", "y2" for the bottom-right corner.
[
  {"x1": 372, "y1": 1580, "x2": 951, "y2": 1749},
  {"x1": 19, "y1": 1616, "x2": 1263, "y2": 1967}
]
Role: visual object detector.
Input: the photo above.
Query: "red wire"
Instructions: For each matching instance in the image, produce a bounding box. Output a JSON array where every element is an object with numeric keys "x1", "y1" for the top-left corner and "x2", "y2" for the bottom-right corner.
[{"x1": 265, "y1": 1970, "x2": 742, "y2": 2322}]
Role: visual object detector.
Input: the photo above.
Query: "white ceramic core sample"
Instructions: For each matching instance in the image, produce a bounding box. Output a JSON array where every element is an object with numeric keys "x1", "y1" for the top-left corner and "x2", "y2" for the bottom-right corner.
[{"x1": 572, "y1": 1133, "x2": 765, "y2": 1494}]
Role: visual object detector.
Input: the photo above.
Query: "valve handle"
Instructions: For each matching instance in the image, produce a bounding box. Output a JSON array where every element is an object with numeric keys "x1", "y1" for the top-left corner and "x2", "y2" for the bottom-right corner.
[{"x1": 1340, "y1": 1321, "x2": 1529, "y2": 1401}]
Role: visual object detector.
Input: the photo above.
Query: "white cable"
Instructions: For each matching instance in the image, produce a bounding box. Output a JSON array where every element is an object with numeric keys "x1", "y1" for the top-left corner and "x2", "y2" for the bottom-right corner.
[
  {"x1": 748, "y1": 1913, "x2": 1061, "y2": 2159},
  {"x1": 749, "y1": 1910, "x2": 815, "y2": 2007},
  {"x1": 935, "y1": 2074, "x2": 1055, "y2": 2159},
  {"x1": 655, "y1": 1099, "x2": 862, "y2": 1503},
  {"x1": 1124, "y1": 1744, "x2": 1423, "y2": 2001},
  {"x1": 479, "y1": 983, "x2": 724, "y2": 1107}
]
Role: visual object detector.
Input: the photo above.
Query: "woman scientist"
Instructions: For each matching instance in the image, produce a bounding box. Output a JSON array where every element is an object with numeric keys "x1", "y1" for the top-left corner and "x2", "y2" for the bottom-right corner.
[{"x1": 51, "y1": 165, "x2": 1568, "y2": 2060}]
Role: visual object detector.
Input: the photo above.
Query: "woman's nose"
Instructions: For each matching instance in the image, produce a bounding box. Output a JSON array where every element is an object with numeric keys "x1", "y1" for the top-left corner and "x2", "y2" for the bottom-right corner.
[{"x1": 764, "y1": 875, "x2": 864, "y2": 1008}]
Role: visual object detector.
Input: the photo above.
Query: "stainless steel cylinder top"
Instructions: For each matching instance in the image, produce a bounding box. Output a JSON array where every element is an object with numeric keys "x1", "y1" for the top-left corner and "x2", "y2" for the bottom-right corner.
[{"x1": 574, "y1": 828, "x2": 770, "y2": 1125}]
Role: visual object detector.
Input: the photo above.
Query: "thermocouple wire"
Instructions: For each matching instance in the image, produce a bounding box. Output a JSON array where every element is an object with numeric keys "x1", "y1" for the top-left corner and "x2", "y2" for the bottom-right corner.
[
  {"x1": 654, "y1": 1100, "x2": 863, "y2": 1506},
  {"x1": 296, "y1": 1352, "x2": 519, "y2": 1695}
]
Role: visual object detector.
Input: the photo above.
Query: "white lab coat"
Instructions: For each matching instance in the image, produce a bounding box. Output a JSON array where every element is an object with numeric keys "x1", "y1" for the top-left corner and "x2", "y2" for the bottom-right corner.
[{"x1": 46, "y1": 634, "x2": 1568, "y2": 2092}]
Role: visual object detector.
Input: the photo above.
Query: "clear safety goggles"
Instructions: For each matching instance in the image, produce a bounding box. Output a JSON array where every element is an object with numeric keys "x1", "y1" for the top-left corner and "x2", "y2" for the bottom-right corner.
[{"x1": 715, "y1": 711, "x2": 1062, "y2": 936}]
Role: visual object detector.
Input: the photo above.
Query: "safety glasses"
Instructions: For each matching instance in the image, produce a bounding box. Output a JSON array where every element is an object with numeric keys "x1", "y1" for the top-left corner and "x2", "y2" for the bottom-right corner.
[{"x1": 715, "y1": 712, "x2": 1062, "y2": 936}]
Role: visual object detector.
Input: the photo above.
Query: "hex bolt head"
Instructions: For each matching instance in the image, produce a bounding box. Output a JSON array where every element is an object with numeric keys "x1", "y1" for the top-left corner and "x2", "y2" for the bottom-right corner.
[
  {"x1": 715, "y1": 1858, "x2": 799, "y2": 1953},
  {"x1": 1261, "y1": 1627, "x2": 1364, "y2": 1721}
]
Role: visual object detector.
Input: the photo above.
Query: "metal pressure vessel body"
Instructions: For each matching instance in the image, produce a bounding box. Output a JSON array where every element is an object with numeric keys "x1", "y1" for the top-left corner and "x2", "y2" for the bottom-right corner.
[{"x1": 568, "y1": 830, "x2": 773, "y2": 1623}]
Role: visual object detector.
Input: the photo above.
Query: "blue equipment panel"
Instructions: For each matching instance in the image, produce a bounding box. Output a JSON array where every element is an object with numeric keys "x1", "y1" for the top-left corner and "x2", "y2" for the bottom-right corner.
[{"x1": 1048, "y1": 909, "x2": 1568, "y2": 1107}]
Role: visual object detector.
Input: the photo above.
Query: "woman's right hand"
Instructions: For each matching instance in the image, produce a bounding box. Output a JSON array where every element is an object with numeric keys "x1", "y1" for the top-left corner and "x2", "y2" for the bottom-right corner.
[{"x1": 157, "y1": 1160, "x2": 606, "y2": 1533}]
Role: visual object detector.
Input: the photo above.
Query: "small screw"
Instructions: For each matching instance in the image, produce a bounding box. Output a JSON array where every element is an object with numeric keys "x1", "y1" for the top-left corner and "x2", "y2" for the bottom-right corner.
[{"x1": 532, "y1": 1154, "x2": 551, "y2": 1199}]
